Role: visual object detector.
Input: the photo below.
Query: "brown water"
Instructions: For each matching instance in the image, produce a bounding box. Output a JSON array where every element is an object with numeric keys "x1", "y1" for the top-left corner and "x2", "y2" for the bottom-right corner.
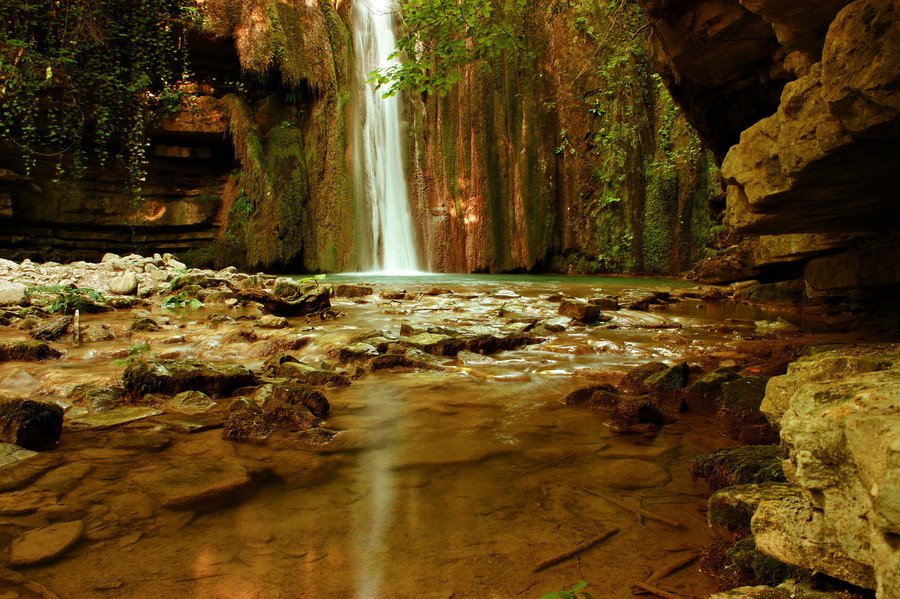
[{"x1": 0, "y1": 275, "x2": 809, "y2": 599}]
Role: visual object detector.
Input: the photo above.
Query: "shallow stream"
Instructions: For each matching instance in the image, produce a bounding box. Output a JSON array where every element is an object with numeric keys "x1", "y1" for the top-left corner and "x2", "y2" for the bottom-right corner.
[{"x1": 0, "y1": 274, "x2": 819, "y2": 599}]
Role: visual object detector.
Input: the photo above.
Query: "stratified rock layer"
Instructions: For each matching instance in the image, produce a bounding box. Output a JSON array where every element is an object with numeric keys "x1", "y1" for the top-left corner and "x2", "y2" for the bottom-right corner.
[{"x1": 754, "y1": 345, "x2": 900, "y2": 595}]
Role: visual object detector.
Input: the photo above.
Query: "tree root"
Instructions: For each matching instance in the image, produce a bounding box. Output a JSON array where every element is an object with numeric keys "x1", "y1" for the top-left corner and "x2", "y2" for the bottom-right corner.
[{"x1": 532, "y1": 527, "x2": 619, "y2": 573}]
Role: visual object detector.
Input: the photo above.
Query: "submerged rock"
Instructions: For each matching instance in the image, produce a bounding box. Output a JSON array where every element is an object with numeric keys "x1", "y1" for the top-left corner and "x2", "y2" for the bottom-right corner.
[
  {"x1": 9, "y1": 520, "x2": 84, "y2": 566},
  {"x1": 67, "y1": 384, "x2": 124, "y2": 414},
  {"x1": 131, "y1": 459, "x2": 256, "y2": 511},
  {"x1": 0, "y1": 398, "x2": 63, "y2": 450}
]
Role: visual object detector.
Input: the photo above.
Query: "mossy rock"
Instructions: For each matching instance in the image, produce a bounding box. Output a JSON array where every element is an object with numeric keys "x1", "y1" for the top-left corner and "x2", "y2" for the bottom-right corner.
[
  {"x1": 0, "y1": 340, "x2": 63, "y2": 362},
  {"x1": 273, "y1": 362, "x2": 350, "y2": 388},
  {"x1": 563, "y1": 384, "x2": 619, "y2": 407},
  {"x1": 67, "y1": 384, "x2": 124, "y2": 414},
  {"x1": 621, "y1": 361, "x2": 687, "y2": 393},
  {"x1": 0, "y1": 398, "x2": 64, "y2": 450},
  {"x1": 708, "y1": 482, "x2": 803, "y2": 533},
  {"x1": 691, "y1": 445, "x2": 786, "y2": 491},
  {"x1": 270, "y1": 382, "x2": 330, "y2": 418},
  {"x1": 123, "y1": 359, "x2": 256, "y2": 399},
  {"x1": 684, "y1": 368, "x2": 742, "y2": 416},
  {"x1": 718, "y1": 375, "x2": 772, "y2": 439},
  {"x1": 261, "y1": 398, "x2": 323, "y2": 431},
  {"x1": 725, "y1": 538, "x2": 804, "y2": 587}
]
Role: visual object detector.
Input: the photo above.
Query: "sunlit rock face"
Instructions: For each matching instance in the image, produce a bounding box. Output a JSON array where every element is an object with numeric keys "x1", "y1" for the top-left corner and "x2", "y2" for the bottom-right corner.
[{"x1": 638, "y1": 0, "x2": 900, "y2": 317}]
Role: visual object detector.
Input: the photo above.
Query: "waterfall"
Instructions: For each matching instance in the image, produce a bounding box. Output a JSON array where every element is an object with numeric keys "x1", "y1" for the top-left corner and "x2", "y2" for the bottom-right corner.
[{"x1": 352, "y1": 0, "x2": 421, "y2": 274}]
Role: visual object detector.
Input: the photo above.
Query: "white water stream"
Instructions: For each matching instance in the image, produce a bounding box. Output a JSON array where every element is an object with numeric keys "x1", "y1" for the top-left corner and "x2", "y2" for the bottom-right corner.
[{"x1": 352, "y1": 0, "x2": 421, "y2": 274}]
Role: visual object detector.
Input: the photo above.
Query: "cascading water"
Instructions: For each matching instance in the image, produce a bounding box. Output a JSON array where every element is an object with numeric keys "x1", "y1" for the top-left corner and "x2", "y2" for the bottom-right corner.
[{"x1": 352, "y1": 0, "x2": 421, "y2": 274}]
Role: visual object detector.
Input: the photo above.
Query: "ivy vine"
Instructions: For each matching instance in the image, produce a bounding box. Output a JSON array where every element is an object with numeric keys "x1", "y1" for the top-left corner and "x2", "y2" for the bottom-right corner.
[{"x1": 0, "y1": 0, "x2": 192, "y2": 189}]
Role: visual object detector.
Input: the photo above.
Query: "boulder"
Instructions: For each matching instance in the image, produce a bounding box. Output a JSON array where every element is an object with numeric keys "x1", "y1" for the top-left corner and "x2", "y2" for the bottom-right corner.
[
  {"x1": 255, "y1": 315, "x2": 289, "y2": 329},
  {"x1": 684, "y1": 368, "x2": 742, "y2": 415},
  {"x1": 606, "y1": 396, "x2": 670, "y2": 434},
  {"x1": 333, "y1": 284, "x2": 373, "y2": 298},
  {"x1": 0, "y1": 398, "x2": 63, "y2": 450},
  {"x1": 165, "y1": 390, "x2": 217, "y2": 414},
  {"x1": 717, "y1": 375, "x2": 772, "y2": 439},
  {"x1": 400, "y1": 332, "x2": 466, "y2": 356},
  {"x1": 690, "y1": 445, "x2": 786, "y2": 492},
  {"x1": 328, "y1": 342, "x2": 380, "y2": 364},
  {"x1": 123, "y1": 359, "x2": 256, "y2": 398},
  {"x1": 562, "y1": 384, "x2": 619, "y2": 408},
  {"x1": 273, "y1": 362, "x2": 350, "y2": 387},
  {"x1": 708, "y1": 482, "x2": 803, "y2": 533},
  {"x1": 0, "y1": 281, "x2": 27, "y2": 306},
  {"x1": 270, "y1": 382, "x2": 330, "y2": 418},
  {"x1": 557, "y1": 299, "x2": 607, "y2": 323},
  {"x1": 108, "y1": 272, "x2": 139, "y2": 295}
]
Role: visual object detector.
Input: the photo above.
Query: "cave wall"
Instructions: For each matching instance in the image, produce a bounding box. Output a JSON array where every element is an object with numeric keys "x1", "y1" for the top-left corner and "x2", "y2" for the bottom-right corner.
[
  {"x1": 405, "y1": 1, "x2": 720, "y2": 275},
  {"x1": 637, "y1": 0, "x2": 900, "y2": 315}
]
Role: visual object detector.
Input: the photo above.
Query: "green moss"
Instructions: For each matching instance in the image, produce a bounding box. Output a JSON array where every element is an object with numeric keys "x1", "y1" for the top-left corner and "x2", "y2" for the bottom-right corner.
[
  {"x1": 726, "y1": 538, "x2": 802, "y2": 586},
  {"x1": 690, "y1": 445, "x2": 786, "y2": 491}
]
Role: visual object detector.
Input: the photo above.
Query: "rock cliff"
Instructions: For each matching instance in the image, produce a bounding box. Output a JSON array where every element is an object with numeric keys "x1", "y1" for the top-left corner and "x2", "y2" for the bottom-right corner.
[{"x1": 638, "y1": 0, "x2": 900, "y2": 322}]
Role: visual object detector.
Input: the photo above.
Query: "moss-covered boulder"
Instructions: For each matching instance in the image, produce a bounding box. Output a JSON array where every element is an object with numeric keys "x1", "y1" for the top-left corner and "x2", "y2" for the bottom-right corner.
[
  {"x1": 0, "y1": 340, "x2": 63, "y2": 362},
  {"x1": 718, "y1": 375, "x2": 773, "y2": 441},
  {"x1": 684, "y1": 367, "x2": 741, "y2": 415},
  {"x1": 123, "y1": 359, "x2": 256, "y2": 399},
  {"x1": 272, "y1": 362, "x2": 350, "y2": 387},
  {"x1": 708, "y1": 482, "x2": 803, "y2": 533},
  {"x1": 0, "y1": 398, "x2": 64, "y2": 450},
  {"x1": 620, "y1": 361, "x2": 688, "y2": 394},
  {"x1": 563, "y1": 383, "x2": 620, "y2": 408},
  {"x1": 690, "y1": 445, "x2": 786, "y2": 492},
  {"x1": 606, "y1": 396, "x2": 671, "y2": 434}
]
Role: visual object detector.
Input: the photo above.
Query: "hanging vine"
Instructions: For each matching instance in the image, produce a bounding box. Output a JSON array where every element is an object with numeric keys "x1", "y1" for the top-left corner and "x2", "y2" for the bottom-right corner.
[{"x1": 0, "y1": 0, "x2": 192, "y2": 189}]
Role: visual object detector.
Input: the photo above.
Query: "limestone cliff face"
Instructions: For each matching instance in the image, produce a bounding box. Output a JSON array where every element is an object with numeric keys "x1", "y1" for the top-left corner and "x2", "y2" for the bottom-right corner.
[
  {"x1": 0, "y1": 0, "x2": 356, "y2": 273},
  {"x1": 638, "y1": 0, "x2": 900, "y2": 315},
  {"x1": 405, "y1": 2, "x2": 719, "y2": 275}
]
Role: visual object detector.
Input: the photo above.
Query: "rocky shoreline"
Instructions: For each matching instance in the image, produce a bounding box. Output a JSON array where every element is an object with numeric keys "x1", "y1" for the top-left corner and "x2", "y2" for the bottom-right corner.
[{"x1": 0, "y1": 254, "x2": 896, "y2": 598}]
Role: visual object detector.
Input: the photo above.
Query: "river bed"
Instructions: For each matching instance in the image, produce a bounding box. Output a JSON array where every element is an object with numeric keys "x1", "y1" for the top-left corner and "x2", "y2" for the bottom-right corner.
[{"x1": 0, "y1": 274, "x2": 836, "y2": 599}]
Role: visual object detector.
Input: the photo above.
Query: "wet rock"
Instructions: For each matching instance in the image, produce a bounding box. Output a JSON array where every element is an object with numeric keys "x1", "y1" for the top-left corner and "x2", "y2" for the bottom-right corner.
[
  {"x1": 130, "y1": 316, "x2": 162, "y2": 332},
  {"x1": 132, "y1": 459, "x2": 255, "y2": 511},
  {"x1": 29, "y1": 315, "x2": 72, "y2": 341},
  {"x1": 32, "y1": 462, "x2": 92, "y2": 494},
  {"x1": 170, "y1": 273, "x2": 218, "y2": 291},
  {"x1": 709, "y1": 580, "x2": 839, "y2": 599},
  {"x1": 66, "y1": 406, "x2": 164, "y2": 430},
  {"x1": 379, "y1": 288, "x2": 407, "y2": 300},
  {"x1": 563, "y1": 384, "x2": 619, "y2": 408},
  {"x1": 123, "y1": 358, "x2": 256, "y2": 398},
  {"x1": 401, "y1": 332, "x2": 466, "y2": 356},
  {"x1": 0, "y1": 281, "x2": 27, "y2": 306},
  {"x1": 223, "y1": 404, "x2": 273, "y2": 441},
  {"x1": 109, "y1": 273, "x2": 139, "y2": 295},
  {"x1": 539, "y1": 315, "x2": 573, "y2": 332},
  {"x1": 165, "y1": 390, "x2": 217, "y2": 414},
  {"x1": 557, "y1": 299, "x2": 608, "y2": 323},
  {"x1": 0, "y1": 488, "x2": 58, "y2": 515},
  {"x1": 627, "y1": 291, "x2": 671, "y2": 311},
  {"x1": 753, "y1": 494, "x2": 875, "y2": 589},
  {"x1": 273, "y1": 362, "x2": 350, "y2": 387},
  {"x1": 81, "y1": 323, "x2": 115, "y2": 342},
  {"x1": 718, "y1": 375, "x2": 772, "y2": 440},
  {"x1": 606, "y1": 397, "x2": 670, "y2": 434},
  {"x1": 589, "y1": 296, "x2": 619, "y2": 310},
  {"x1": 255, "y1": 315, "x2": 289, "y2": 329},
  {"x1": 368, "y1": 353, "x2": 442, "y2": 371},
  {"x1": 270, "y1": 382, "x2": 330, "y2": 418},
  {"x1": 708, "y1": 482, "x2": 803, "y2": 533},
  {"x1": 230, "y1": 286, "x2": 330, "y2": 317},
  {"x1": 456, "y1": 350, "x2": 496, "y2": 365},
  {"x1": 620, "y1": 361, "x2": 688, "y2": 394},
  {"x1": 0, "y1": 442, "x2": 38, "y2": 468},
  {"x1": 328, "y1": 342, "x2": 380, "y2": 364},
  {"x1": 0, "y1": 340, "x2": 63, "y2": 361},
  {"x1": 0, "y1": 398, "x2": 63, "y2": 450},
  {"x1": 333, "y1": 284, "x2": 374, "y2": 298},
  {"x1": 272, "y1": 277, "x2": 305, "y2": 299},
  {"x1": 262, "y1": 398, "x2": 323, "y2": 431},
  {"x1": 9, "y1": 520, "x2": 84, "y2": 566},
  {"x1": 155, "y1": 414, "x2": 223, "y2": 434},
  {"x1": 690, "y1": 445, "x2": 785, "y2": 492},
  {"x1": 684, "y1": 368, "x2": 742, "y2": 416},
  {"x1": 67, "y1": 384, "x2": 124, "y2": 413}
]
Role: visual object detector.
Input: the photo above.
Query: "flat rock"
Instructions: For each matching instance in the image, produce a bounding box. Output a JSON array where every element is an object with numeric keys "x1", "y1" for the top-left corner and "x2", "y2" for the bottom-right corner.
[
  {"x1": 131, "y1": 459, "x2": 255, "y2": 511},
  {"x1": 153, "y1": 414, "x2": 223, "y2": 433},
  {"x1": 9, "y1": 520, "x2": 84, "y2": 565},
  {"x1": 0, "y1": 442, "x2": 37, "y2": 467},
  {"x1": 66, "y1": 406, "x2": 163, "y2": 429},
  {"x1": 0, "y1": 488, "x2": 58, "y2": 515}
]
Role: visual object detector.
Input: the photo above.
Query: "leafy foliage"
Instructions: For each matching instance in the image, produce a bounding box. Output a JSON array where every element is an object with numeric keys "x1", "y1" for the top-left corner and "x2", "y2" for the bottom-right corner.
[
  {"x1": 162, "y1": 289, "x2": 204, "y2": 309},
  {"x1": 25, "y1": 285, "x2": 106, "y2": 313},
  {"x1": 370, "y1": 0, "x2": 530, "y2": 97},
  {"x1": 540, "y1": 581, "x2": 596, "y2": 599},
  {"x1": 0, "y1": 0, "x2": 192, "y2": 187},
  {"x1": 112, "y1": 343, "x2": 157, "y2": 366}
]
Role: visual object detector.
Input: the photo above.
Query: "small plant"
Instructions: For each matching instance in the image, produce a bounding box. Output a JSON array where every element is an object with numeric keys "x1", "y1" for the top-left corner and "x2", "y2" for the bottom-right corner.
[
  {"x1": 113, "y1": 343, "x2": 156, "y2": 366},
  {"x1": 25, "y1": 285, "x2": 106, "y2": 314},
  {"x1": 540, "y1": 581, "x2": 596, "y2": 599},
  {"x1": 162, "y1": 289, "x2": 204, "y2": 310}
]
